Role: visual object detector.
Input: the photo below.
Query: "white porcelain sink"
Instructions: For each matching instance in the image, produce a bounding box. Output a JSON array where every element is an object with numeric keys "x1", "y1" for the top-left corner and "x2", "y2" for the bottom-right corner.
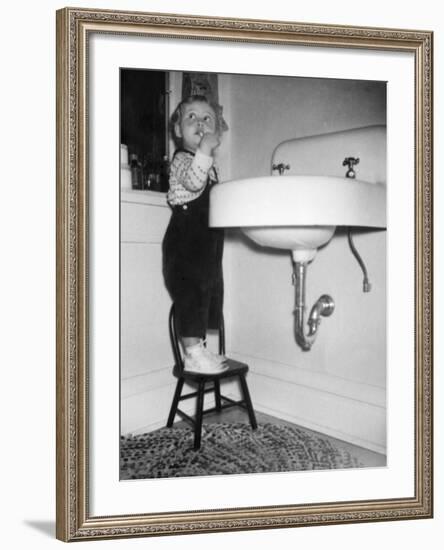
[
  {"x1": 241, "y1": 225, "x2": 336, "y2": 262},
  {"x1": 209, "y1": 175, "x2": 386, "y2": 262}
]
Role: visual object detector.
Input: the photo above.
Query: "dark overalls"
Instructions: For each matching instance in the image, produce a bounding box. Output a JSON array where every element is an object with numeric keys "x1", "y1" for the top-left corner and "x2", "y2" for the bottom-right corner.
[{"x1": 162, "y1": 151, "x2": 224, "y2": 339}]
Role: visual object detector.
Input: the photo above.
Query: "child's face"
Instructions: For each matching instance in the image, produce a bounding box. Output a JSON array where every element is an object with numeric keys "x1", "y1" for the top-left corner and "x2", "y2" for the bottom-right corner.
[{"x1": 175, "y1": 101, "x2": 217, "y2": 152}]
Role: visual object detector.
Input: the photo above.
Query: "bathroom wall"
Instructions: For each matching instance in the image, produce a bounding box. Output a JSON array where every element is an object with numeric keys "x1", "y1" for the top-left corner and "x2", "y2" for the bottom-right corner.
[
  {"x1": 228, "y1": 74, "x2": 386, "y2": 179},
  {"x1": 222, "y1": 74, "x2": 387, "y2": 452}
]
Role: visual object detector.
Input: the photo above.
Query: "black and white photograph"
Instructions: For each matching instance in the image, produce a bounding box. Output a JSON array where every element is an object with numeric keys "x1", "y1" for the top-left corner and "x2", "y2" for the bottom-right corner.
[{"x1": 119, "y1": 68, "x2": 388, "y2": 480}]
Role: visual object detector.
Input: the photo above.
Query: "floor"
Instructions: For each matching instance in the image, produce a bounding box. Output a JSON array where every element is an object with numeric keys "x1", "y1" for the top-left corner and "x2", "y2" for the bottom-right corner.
[{"x1": 172, "y1": 406, "x2": 386, "y2": 468}]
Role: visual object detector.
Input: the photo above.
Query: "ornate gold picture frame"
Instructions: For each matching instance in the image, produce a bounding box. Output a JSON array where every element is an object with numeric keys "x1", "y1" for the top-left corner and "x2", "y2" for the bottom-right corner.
[{"x1": 56, "y1": 7, "x2": 433, "y2": 541}]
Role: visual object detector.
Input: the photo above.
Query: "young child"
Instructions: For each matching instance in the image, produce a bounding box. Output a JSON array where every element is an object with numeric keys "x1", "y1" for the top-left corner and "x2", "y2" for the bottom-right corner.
[{"x1": 162, "y1": 95, "x2": 228, "y2": 374}]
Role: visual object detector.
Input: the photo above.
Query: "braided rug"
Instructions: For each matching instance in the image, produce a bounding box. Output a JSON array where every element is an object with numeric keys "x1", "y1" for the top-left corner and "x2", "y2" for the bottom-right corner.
[{"x1": 120, "y1": 423, "x2": 364, "y2": 479}]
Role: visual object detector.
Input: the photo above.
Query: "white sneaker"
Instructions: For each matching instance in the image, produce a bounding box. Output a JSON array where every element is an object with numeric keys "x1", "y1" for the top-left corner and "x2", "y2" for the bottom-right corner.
[
  {"x1": 184, "y1": 341, "x2": 228, "y2": 374},
  {"x1": 201, "y1": 341, "x2": 227, "y2": 366}
]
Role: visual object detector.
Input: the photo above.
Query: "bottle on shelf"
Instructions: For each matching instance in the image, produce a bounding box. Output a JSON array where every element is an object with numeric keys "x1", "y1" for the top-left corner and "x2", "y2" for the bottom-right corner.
[
  {"x1": 159, "y1": 155, "x2": 169, "y2": 192},
  {"x1": 129, "y1": 153, "x2": 143, "y2": 190}
]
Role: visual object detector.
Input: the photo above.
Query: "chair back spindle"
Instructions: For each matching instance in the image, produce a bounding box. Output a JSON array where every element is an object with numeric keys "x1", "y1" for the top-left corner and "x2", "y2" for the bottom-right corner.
[{"x1": 168, "y1": 304, "x2": 183, "y2": 371}]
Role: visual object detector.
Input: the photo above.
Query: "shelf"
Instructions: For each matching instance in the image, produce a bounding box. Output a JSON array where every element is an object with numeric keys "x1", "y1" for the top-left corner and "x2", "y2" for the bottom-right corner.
[{"x1": 120, "y1": 189, "x2": 168, "y2": 208}]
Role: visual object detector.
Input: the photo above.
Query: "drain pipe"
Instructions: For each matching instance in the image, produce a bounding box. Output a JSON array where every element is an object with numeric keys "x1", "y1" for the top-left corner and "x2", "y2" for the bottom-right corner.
[{"x1": 292, "y1": 261, "x2": 335, "y2": 351}]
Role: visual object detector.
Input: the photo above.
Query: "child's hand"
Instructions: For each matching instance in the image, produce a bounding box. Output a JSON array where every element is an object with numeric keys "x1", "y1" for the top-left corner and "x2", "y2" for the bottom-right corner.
[{"x1": 199, "y1": 132, "x2": 221, "y2": 156}]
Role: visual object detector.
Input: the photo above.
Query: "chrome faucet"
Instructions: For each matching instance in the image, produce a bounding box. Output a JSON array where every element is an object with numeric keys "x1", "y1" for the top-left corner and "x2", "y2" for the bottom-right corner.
[
  {"x1": 272, "y1": 162, "x2": 290, "y2": 175},
  {"x1": 342, "y1": 157, "x2": 360, "y2": 179}
]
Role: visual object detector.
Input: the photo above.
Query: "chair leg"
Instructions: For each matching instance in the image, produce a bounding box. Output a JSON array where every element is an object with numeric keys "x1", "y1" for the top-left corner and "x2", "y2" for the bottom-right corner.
[
  {"x1": 166, "y1": 378, "x2": 184, "y2": 428},
  {"x1": 239, "y1": 374, "x2": 257, "y2": 430},
  {"x1": 194, "y1": 380, "x2": 206, "y2": 450},
  {"x1": 214, "y1": 380, "x2": 222, "y2": 411}
]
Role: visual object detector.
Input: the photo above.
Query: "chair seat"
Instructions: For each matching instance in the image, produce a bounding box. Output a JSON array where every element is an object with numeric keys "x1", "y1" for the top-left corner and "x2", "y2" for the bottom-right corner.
[{"x1": 173, "y1": 358, "x2": 249, "y2": 380}]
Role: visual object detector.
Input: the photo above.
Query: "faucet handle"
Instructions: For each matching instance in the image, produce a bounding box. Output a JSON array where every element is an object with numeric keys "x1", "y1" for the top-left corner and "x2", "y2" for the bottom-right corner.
[
  {"x1": 342, "y1": 157, "x2": 360, "y2": 178},
  {"x1": 272, "y1": 162, "x2": 290, "y2": 175}
]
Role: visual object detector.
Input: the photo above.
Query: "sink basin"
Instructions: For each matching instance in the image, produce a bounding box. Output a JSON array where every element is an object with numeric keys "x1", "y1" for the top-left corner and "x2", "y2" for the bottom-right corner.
[
  {"x1": 241, "y1": 225, "x2": 336, "y2": 262},
  {"x1": 209, "y1": 175, "x2": 386, "y2": 261}
]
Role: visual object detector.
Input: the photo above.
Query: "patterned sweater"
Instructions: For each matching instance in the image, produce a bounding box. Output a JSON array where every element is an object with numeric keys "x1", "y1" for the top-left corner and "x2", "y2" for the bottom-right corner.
[{"x1": 166, "y1": 149, "x2": 218, "y2": 206}]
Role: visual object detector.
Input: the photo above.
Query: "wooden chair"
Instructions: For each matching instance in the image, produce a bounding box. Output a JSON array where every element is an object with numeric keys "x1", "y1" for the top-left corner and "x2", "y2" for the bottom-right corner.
[{"x1": 166, "y1": 304, "x2": 257, "y2": 450}]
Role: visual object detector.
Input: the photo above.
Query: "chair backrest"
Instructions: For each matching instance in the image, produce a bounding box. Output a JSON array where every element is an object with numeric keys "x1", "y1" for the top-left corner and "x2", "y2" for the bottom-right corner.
[{"x1": 168, "y1": 304, "x2": 226, "y2": 371}]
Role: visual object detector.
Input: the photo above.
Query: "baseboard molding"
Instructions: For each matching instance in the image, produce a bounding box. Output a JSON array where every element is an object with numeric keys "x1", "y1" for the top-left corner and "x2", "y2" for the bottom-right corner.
[
  {"x1": 121, "y1": 368, "x2": 239, "y2": 435},
  {"x1": 127, "y1": 394, "x2": 219, "y2": 436},
  {"x1": 231, "y1": 351, "x2": 386, "y2": 454},
  {"x1": 252, "y1": 401, "x2": 385, "y2": 455},
  {"x1": 120, "y1": 356, "x2": 386, "y2": 454}
]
